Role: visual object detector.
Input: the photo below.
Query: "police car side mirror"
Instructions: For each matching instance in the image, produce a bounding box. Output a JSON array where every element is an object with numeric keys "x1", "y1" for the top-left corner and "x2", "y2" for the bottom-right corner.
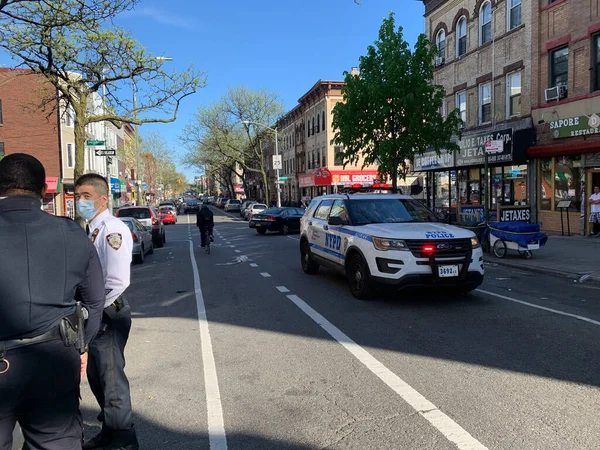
[{"x1": 328, "y1": 216, "x2": 344, "y2": 226}]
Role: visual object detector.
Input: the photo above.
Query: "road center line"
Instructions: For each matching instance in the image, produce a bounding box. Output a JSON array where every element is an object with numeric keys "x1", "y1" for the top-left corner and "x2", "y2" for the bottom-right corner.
[
  {"x1": 285, "y1": 294, "x2": 488, "y2": 450},
  {"x1": 476, "y1": 289, "x2": 600, "y2": 326},
  {"x1": 188, "y1": 240, "x2": 228, "y2": 450},
  {"x1": 260, "y1": 272, "x2": 271, "y2": 278}
]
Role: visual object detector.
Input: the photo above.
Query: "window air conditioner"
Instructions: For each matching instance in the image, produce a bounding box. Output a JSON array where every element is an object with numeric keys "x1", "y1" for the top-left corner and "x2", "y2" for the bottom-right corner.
[
  {"x1": 434, "y1": 56, "x2": 445, "y2": 67},
  {"x1": 544, "y1": 86, "x2": 560, "y2": 101},
  {"x1": 558, "y1": 84, "x2": 568, "y2": 99}
]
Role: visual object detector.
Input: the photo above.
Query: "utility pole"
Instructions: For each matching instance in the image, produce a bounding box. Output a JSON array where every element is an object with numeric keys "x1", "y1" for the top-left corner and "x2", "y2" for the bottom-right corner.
[{"x1": 102, "y1": 70, "x2": 113, "y2": 212}]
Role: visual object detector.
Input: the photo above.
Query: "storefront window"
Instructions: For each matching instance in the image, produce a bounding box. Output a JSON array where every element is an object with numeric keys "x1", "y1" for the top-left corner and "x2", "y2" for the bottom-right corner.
[
  {"x1": 504, "y1": 164, "x2": 528, "y2": 205},
  {"x1": 540, "y1": 159, "x2": 552, "y2": 210},
  {"x1": 554, "y1": 156, "x2": 582, "y2": 212},
  {"x1": 434, "y1": 172, "x2": 451, "y2": 210},
  {"x1": 491, "y1": 167, "x2": 503, "y2": 209}
]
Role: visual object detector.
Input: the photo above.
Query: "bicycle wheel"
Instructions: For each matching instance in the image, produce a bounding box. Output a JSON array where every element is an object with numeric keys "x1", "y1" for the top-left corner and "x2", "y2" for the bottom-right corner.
[{"x1": 205, "y1": 231, "x2": 211, "y2": 254}]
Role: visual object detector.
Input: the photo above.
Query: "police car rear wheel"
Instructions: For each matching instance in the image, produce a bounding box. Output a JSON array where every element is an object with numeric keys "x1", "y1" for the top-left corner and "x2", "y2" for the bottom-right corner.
[
  {"x1": 301, "y1": 240, "x2": 319, "y2": 274},
  {"x1": 347, "y1": 254, "x2": 372, "y2": 299}
]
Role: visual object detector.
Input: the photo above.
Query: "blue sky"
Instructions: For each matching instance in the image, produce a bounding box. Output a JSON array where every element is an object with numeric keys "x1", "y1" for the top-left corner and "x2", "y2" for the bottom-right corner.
[{"x1": 1, "y1": 0, "x2": 426, "y2": 182}]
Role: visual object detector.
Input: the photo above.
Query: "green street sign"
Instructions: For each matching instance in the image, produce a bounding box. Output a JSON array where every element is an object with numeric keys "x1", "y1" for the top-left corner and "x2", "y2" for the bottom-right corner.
[
  {"x1": 86, "y1": 140, "x2": 105, "y2": 146},
  {"x1": 278, "y1": 176, "x2": 289, "y2": 181}
]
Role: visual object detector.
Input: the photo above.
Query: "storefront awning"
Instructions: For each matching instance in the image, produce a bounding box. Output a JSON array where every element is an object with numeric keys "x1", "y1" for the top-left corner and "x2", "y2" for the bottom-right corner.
[
  {"x1": 528, "y1": 140, "x2": 600, "y2": 158},
  {"x1": 45, "y1": 177, "x2": 61, "y2": 194}
]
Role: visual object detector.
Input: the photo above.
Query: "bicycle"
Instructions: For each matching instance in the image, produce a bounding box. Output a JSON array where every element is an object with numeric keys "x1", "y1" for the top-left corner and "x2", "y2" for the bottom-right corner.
[{"x1": 203, "y1": 228, "x2": 211, "y2": 254}]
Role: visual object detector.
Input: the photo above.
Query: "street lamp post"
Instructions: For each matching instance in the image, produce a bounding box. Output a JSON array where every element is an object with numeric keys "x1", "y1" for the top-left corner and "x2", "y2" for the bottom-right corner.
[
  {"x1": 241, "y1": 120, "x2": 281, "y2": 207},
  {"x1": 133, "y1": 56, "x2": 173, "y2": 206}
]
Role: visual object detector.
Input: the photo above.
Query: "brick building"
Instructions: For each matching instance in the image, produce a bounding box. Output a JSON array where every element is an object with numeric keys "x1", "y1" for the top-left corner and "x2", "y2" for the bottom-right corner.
[
  {"x1": 529, "y1": 0, "x2": 600, "y2": 233},
  {"x1": 0, "y1": 69, "x2": 64, "y2": 215},
  {"x1": 419, "y1": 0, "x2": 535, "y2": 222}
]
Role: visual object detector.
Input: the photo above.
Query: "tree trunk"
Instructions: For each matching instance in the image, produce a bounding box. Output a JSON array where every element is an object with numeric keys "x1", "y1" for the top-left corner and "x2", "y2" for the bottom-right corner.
[
  {"x1": 392, "y1": 165, "x2": 398, "y2": 193},
  {"x1": 73, "y1": 102, "x2": 88, "y2": 226}
]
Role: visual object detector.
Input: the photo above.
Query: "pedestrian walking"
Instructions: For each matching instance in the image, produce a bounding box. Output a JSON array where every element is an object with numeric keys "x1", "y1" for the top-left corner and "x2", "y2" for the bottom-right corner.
[
  {"x1": 74, "y1": 174, "x2": 139, "y2": 450},
  {"x1": 0, "y1": 153, "x2": 105, "y2": 450},
  {"x1": 588, "y1": 185, "x2": 600, "y2": 236}
]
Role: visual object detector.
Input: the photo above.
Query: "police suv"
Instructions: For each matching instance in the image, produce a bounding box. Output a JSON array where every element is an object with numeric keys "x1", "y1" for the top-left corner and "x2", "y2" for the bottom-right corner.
[{"x1": 299, "y1": 193, "x2": 484, "y2": 299}]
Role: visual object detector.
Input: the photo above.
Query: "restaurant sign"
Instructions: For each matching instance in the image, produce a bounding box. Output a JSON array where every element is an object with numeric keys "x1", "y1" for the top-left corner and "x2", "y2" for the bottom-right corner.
[
  {"x1": 550, "y1": 113, "x2": 600, "y2": 139},
  {"x1": 455, "y1": 128, "x2": 514, "y2": 167}
]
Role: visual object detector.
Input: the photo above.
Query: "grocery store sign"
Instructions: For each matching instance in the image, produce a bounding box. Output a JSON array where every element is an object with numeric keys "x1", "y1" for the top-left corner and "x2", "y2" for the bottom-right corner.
[{"x1": 550, "y1": 113, "x2": 600, "y2": 138}]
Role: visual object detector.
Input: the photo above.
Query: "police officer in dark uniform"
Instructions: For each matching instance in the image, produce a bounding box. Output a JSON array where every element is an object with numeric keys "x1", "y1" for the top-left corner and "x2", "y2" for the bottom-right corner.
[{"x1": 0, "y1": 153, "x2": 105, "y2": 450}]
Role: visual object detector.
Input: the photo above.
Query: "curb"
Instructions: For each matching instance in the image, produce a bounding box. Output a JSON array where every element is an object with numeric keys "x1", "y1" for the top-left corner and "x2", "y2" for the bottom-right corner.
[{"x1": 483, "y1": 255, "x2": 600, "y2": 285}]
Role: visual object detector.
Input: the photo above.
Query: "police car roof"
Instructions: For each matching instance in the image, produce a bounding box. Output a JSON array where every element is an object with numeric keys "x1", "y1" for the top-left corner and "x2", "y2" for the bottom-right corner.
[{"x1": 315, "y1": 193, "x2": 414, "y2": 201}]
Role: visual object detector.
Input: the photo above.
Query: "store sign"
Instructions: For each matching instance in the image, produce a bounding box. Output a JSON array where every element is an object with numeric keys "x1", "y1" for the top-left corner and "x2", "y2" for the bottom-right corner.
[
  {"x1": 413, "y1": 149, "x2": 454, "y2": 171},
  {"x1": 500, "y1": 207, "x2": 530, "y2": 222},
  {"x1": 119, "y1": 180, "x2": 127, "y2": 192},
  {"x1": 456, "y1": 128, "x2": 513, "y2": 167},
  {"x1": 298, "y1": 173, "x2": 314, "y2": 188},
  {"x1": 332, "y1": 171, "x2": 379, "y2": 185},
  {"x1": 550, "y1": 113, "x2": 600, "y2": 139},
  {"x1": 110, "y1": 177, "x2": 120, "y2": 194}
]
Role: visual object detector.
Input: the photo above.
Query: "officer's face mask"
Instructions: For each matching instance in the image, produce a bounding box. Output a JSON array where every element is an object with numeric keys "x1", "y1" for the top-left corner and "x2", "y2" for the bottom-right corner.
[{"x1": 77, "y1": 199, "x2": 98, "y2": 221}]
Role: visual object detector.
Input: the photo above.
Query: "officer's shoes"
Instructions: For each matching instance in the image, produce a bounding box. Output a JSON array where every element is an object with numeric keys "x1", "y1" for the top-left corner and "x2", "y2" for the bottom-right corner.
[{"x1": 82, "y1": 431, "x2": 112, "y2": 449}]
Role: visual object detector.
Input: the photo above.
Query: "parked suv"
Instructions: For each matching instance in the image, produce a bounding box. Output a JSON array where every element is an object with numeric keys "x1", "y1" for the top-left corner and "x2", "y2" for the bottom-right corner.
[
  {"x1": 299, "y1": 193, "x2": 484, "y2": 299},
  {"x1": 224, "y1": 199, "x2": 242, "y2": 212},
  {"x1": 116, "y1": 206, "x2": 166, "y2": 248}
]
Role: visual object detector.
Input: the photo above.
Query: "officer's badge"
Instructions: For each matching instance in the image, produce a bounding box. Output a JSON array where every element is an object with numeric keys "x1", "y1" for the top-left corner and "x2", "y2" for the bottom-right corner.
[{"x1": 106, "y1": 233, "x2": 123, "y2": 251}]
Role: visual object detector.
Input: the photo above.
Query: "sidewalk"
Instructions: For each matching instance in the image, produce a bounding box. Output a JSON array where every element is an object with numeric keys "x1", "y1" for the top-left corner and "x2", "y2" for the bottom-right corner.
[{"x1": 483, "y1": 232, "x2": 600, "y2": 284}]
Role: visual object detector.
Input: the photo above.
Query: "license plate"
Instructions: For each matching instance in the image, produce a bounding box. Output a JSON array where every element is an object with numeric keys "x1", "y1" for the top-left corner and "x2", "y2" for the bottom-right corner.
[{"x1": 438, "y1": 265, "x2": 459, "y2": 277}]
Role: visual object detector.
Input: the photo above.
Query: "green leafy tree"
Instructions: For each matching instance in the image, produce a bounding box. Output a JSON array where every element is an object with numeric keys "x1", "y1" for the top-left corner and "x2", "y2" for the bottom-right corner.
[
  {"x1": 331, "y1": 12, "x2": 462, "y2": 192},
  {"x1": 180, "y1": 86, "x2": 284, "y2": 202},
  {"x1": 0, "y1": 1, "x2": 205, "y2": 182}
]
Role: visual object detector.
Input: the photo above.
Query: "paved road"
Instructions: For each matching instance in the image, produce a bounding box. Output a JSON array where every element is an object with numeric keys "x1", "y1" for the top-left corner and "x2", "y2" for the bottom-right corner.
[{"x1": 80, "y1": 208, "x2": 600, "y2": 449}]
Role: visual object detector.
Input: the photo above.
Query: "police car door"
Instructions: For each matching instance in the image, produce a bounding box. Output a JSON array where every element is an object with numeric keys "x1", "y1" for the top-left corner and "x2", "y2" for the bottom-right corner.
[
  {"x1": 323, "y1": 199, "x2": 348, "y2": 267},
  {"x1": 310, "y1": 199, "x2": 335, "y2": 261}
]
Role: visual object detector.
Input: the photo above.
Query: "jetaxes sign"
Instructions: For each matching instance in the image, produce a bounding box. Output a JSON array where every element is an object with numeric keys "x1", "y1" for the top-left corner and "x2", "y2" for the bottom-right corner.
[{"x1": 455, "y1": 128, "x2": 513, "y2": 167}]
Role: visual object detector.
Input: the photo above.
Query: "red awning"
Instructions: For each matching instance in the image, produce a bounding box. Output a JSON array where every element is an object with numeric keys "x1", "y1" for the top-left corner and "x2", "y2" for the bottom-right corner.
[
  {"x1": 45, "y1": 177, "x2": 60, "y2": 193},
  {"x1": 527, "y1": 140, "x2": 600, "y2": 158}
]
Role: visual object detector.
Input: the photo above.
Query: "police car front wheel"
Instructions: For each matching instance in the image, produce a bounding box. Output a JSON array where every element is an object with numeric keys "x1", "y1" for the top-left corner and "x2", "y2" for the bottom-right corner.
[
  {"x1": 300, "y1": 240, "x2": 319, "y2": 274},
  {"x1": 347, "y1": 254, "x2": 373, "y2": 300}
]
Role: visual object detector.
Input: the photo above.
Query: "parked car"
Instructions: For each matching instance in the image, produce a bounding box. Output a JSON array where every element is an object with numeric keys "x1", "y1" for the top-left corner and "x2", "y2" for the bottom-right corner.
[
  {"x1": 245, "y1": 203, "x2": 267, "y2": 221},
  {"x1": 224, "y1": 199, "x2": 242, "y2": 212},
  {"x1": 119, "y1": 217, "x2": 154, "y2": 264},
  {"x1": 249, "y1": 207, "x2": 305, "y2": 235},
  {"x1": 158, "y1": 205, "x2": 178, "y2": 225},
  {"x1": 215, "y1": 198, "x2": 229, "y2": 208},
  {"x1": 184, "y1": 200, "x2": 200, "y2": 214},
  {"x1": 240, "y1": 200, "x2": 255, "y2": 217},
  {"x1": 115, "y1": 206, "x2": 166, "y2": 248}
]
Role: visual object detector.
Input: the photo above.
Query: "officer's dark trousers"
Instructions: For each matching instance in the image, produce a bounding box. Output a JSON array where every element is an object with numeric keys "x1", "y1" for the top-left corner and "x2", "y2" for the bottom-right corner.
[
  {"x1": 0, "y1": 340, "x2": 82, "y2": 450},
  {"x1": 87, "y1": 299, "x2": 135, "y2": 436}
]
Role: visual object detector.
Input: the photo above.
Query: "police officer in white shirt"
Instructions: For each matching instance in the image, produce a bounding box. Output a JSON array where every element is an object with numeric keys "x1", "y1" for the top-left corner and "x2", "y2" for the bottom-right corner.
[
  {"x1": 74, "y1": 174, "x2": 139, "y2": 450},
  {"x1": 588, "y1": 185, "x2": 600, "y2": 237}
]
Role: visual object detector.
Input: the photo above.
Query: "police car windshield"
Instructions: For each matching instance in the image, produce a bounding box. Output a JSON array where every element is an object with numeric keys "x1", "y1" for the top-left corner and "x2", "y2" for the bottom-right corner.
[{"x1": 347, "y1": 199, "x2": 438, "y2": 225}]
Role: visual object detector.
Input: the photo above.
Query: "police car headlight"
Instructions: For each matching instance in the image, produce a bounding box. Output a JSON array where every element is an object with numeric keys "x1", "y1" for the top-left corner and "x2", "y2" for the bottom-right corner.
[
  {"x1": 471, "y1": 237, "x2": 481, "y2": 249},
  {"x1": 372, "y1": 237, "x2": 409, "y2": 251}
]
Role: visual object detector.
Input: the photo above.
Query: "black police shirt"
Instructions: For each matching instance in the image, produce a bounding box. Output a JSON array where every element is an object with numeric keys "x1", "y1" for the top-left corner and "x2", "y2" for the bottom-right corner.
[{"x1": 0, "y1": 196, "x2": 105, "y2": 343}]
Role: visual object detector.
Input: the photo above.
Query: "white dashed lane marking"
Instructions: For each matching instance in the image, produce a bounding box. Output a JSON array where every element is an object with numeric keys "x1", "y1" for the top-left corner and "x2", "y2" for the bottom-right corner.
[
  {"x1": 249, "y1": 263, "x2": 258, "y2": 268},
  {"x1": 260, "y1": 273, "x2": 271, "y2": 278},
  {"x1": 276, "y1": 286, "x2": 290, "y2": 293}
]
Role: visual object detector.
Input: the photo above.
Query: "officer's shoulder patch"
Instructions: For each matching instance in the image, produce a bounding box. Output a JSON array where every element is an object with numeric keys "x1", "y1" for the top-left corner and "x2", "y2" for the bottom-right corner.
[{"x1": 106, "y1": 232, "x2": 123, "y2": 251}]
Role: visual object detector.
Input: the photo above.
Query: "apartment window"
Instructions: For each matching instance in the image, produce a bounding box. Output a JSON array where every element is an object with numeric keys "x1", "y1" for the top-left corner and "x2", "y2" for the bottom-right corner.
[
  {"x1": 594, "y1": 35, "x2": 600, "y2": 91},
  {"x1": 307, "y1": 120, "x2": 310, "y2": 137},
  {"x1": 480, "y1": 2, "x2": 492, "y2": 45},
  {"x1": 316, "y1": 113, "x2": 320, "y2": 133},
  {"x1": 455, "y1": 91, "x2": 467, "y2": 124},
  {"x1": 550, "y1": 47, "x2": 569, "y2": 89},
  {"x1": 436, "y1": 29, "x2": 446, "y2": 60},
  {"x1": 312, "y1": 117, "x2": 315, "y2": 135},
  {"x1": 334, "y1": 146, "x2": 344, "y2": 166},
  {"x1": 479, "y1": 82, "x2": 492, "y2": 124},
  {"x1": 322, "y1": 111, "x2": 325, "y2": 131},
  {"x1": 456, "y1": 17, "x2": 467, "y2": 57},
  {"x1": 65, "y1": 107, "x2": 74, "y2": 127},
  {"x1": 507, "y1": 72, "x2": 521, "y2": 117},
  {"x1": 0, "y1": 142, "x2": 4, "y2": 156},
  {"x1": 508, "y1": 0, "x2": 522, "y2": 30},
  {"x1": 67, "y1": 143, "x2": 74, "y2": 168},
  {"x1": 0, "y1": 99, "x2": 3, "y2": 126}
]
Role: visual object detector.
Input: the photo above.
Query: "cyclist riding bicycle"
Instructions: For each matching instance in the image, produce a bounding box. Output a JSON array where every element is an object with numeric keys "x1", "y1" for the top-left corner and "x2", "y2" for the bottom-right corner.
[{"x1": 196, "y1": 204, "x2": 214, "y2": 248}]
